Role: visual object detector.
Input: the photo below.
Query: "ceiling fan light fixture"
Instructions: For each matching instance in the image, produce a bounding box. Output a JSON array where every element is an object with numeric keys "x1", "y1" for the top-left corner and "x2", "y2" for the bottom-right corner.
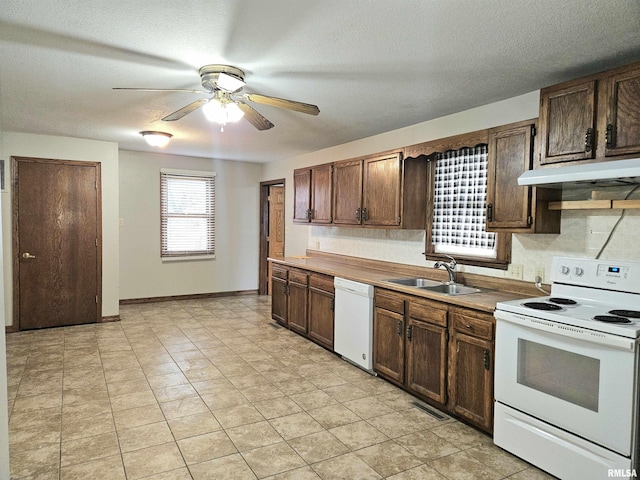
[
  {"x1": 217, "y1": 72, "x2": 246, "y2": 93},
  {"x1": 140, "y1": 131, "x2": 172, "y2": 147},
  {"x1": 202, "y1": 96, "x2": 245, "y2": 125}
]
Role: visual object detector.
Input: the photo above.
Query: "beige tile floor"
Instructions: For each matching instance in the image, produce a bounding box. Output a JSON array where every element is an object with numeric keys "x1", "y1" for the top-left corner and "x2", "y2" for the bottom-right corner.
[{"x1": 5, "y1": 295, "x2": 556, "y2": 479}]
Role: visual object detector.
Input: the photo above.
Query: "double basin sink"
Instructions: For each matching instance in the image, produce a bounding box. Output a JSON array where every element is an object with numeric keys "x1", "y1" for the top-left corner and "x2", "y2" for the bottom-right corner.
[{"x1": 384, "y1": 277, "x2": 480, "y2": 296}]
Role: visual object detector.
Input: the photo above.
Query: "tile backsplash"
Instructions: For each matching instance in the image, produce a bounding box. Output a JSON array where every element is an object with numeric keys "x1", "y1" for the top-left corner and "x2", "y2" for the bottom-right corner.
[{"x1": 308, "y1": 187, "x2": 640, "y2": 284}]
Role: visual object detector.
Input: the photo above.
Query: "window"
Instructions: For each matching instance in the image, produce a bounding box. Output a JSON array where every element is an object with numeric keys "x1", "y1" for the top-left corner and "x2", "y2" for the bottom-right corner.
[
  {"x1": 425, "y1": 141, "x2": 510, "y2": 269},
  {"x1": 160, "y1": 169, "x2": 215, "y2": 258},
  {"x1": 432, "y1": 145, "x2": 496, "y2": 258}
]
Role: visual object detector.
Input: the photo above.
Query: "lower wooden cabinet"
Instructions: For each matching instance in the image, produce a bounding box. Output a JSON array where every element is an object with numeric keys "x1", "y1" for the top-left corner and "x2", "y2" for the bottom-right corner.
[
  {"x1": 448, "y1": 307, "x2": 495, "y2": 433},
  {"x1": 308, "y1": 273, "x2": 335, "y2": 350},
  {"x1": 372, "y1": 288, "x2": 495, "y2": 433},
  {"x1": 270, "y1": 263, "x2": 334, "y2": 351},
  {"x1": 271, "y1": 266, "x2": 288, "y2": 326},
  {"x1": 288, "y1": 270, "x2": 309, "y2": 335}
]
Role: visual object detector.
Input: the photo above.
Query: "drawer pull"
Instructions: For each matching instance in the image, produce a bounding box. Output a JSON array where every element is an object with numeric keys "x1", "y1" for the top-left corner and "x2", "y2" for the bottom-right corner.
[{"x1": 466, "y1": 324, "x2": 473, "y2": 329}]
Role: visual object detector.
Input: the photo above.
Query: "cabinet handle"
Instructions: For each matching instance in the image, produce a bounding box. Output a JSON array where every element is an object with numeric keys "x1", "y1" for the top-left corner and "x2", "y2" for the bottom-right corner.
[
  {"x1": 487, "y1": 203, "x2": 493, "y2": 222},
  {"x1": 484, "y1": 349, "x2": 491, "y2": 370},
  {"x1": 397, "y1": 320, "x2": 403, "y2": 336},
  {"x1": 356, "y1": 208, "x2": 362, "y2": 222},
  {"x1": 406, "y1": 325, "x2": 413, "y2": 340},
  {"x1": 362, "y1": 208, "x2": 369, "y2": 221},
  {"x1": 584, "y1": 128, "x2": 594, "y2": 152},
  {"x1": 605, "y1": 123, "x2": 614, "y2": 149},
  {"x1": 306, "y1": 209, "x2": 313, "y2": 220}
]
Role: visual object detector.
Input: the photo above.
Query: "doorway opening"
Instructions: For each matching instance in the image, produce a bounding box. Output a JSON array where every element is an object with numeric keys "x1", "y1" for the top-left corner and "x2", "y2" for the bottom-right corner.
[{"x1": 259, "y1": 179, "x2": 285, "y2": 296}]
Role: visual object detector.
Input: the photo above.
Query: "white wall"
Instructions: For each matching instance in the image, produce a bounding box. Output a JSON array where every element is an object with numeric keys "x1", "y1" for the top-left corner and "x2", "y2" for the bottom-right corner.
[
  {"x1": 119, "y1": 150, "x2": 261, "y2": 300},
  {"x1": 261, "y1": 91, "x2": 640, "y2": 283},
  {"x1": 0, "y1": 111, "x2": 10, "y2": 480},
  {"x1": 1, "y1": 132, "x2": 120, "y2": 325}
]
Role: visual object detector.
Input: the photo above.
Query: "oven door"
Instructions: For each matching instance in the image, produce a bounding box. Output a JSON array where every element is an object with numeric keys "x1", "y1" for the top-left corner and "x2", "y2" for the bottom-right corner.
[{"x1": 495, "y1": 310, "x2": 638, "y2": 456}]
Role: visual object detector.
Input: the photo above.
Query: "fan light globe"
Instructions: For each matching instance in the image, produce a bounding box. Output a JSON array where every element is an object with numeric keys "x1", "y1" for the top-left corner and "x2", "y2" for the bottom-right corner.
[
  {"x1": 140, "y1": 131, "x2": 172, "y2": 147},
  {"x1": 202, "y1": 97, "x2": 245, "y2": 125}
]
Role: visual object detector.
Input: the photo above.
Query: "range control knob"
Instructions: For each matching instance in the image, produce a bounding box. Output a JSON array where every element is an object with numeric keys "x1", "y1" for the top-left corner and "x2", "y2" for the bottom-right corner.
[
  {"x1": 560, "y1": 265, "x2": 570, "y2": 275},
  {"x1": 574, "y1": 267, "x2": 584, "y2": 276}
]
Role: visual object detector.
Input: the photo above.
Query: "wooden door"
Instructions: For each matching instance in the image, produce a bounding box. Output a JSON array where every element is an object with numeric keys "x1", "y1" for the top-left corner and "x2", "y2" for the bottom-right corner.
[
  {"x1": 486, "y1": 121, "x2": 534, "y2": 230},
  {"x1": 267, "y1": 185, "x2": 285, "y2": 294},
  {"x1": 310, "y1": 164, "x2": 333, "y2": 224},
  {"x1": 332, "y1": 160, "x2": 363, "y2": 225},
  {"x1": 448, "y1": 332, "x2": 494, "y2": 432},
  {"x1": 13, "y1": 157, "x2": 101, "y2": 330},
  {"x1": 362, "y1": 153, "x2": 401, "y2": 226},
  {"x1": 372, "y1": 307, "x2": 405, "y2": 385},
  {"x1": 293, "y1": 168, "x2": 311, "y2": 223},
  {"x1": 308, "y1": 286, "x2": 334, "y2": 350},
  {"x1": 604, "y1": 65, "x2": 640, "y2": 157},
  {"x1": 406, "y1": 318, "x2": 447, "y2": 405},
  {"x1": 539, "y1": 80, "x2": 597, "y2": 165}
]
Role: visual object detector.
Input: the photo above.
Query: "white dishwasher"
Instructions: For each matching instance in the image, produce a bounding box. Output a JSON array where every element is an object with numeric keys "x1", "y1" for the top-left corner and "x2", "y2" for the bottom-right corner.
[{"x1": 333, "y1": 277, "x2": 375, "y2": 372}]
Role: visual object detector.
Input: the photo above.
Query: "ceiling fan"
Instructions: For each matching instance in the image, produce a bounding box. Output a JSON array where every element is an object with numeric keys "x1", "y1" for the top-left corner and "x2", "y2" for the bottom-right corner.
[{"x1": 114, "y1": 64, "x2": 320, "y2": 131}]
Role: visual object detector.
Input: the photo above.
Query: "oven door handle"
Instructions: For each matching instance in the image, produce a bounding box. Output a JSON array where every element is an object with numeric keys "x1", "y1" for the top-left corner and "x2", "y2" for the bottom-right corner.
[{"x1": 495, "y1": 310, "x2": 636, "y2": 351}]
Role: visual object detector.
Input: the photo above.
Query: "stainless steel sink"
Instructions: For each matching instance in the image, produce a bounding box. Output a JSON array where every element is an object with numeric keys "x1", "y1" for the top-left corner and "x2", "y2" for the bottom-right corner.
[
  {"x1": 385, "y1": 278, "x2": 442, "y2": 288},
  {"x1": 419, "y1": 283, "x2": 480, "y2": 295},
  {"x1": 384, "y1": 277, "x2": 480, "y2": 295}
]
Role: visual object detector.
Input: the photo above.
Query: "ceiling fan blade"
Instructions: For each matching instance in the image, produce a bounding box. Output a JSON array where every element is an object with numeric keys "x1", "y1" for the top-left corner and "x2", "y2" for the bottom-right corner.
[
  {"x1": 237, "y1": 102, "x2": 274, "y2": 131},
  {"x1": 162, "y1": 99, "x2": 209, "y2": 121},
  {"x1": 114, "y1": 87, "x2": 209, "y2": 94},
  {"x1": 242, "y1": 93, "x2": 320, "y2": 116}
]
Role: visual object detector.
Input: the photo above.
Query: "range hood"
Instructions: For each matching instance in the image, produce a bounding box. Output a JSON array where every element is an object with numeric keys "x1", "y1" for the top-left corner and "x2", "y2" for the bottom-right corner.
[{"x1": 518, "y1": 158, "x2": 640, "y2": 188}]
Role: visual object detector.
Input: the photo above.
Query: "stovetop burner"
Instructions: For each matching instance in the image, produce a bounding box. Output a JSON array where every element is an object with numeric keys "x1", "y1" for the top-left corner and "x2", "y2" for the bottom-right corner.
[
  {"x1": 549, "y1": 297, "x2": 578, "y2": 305},
  {"x1": 609, "y1": 309, "x2": 640, "y2": 318},
  {"x1": 522, "y1": 302, "x2": 563, "y2": 311},
  {"x1": 594, "y1": 315, "x2": 632, "y2": 324}
]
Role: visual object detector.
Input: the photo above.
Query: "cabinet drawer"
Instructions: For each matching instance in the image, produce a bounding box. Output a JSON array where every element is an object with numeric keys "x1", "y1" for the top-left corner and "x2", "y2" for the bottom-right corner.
[
  {"x1": 451, "y1": 312, "x2": 493, "y2": 340},
  {"x1": 408, "y1": 300, "x2": 447, "y2": 327},
  {"x1": 289, "y1": 269, "x2": 309, "y2": 285},
  {"x1": 309, "y1": 273, "x2": 334, "y2": 293},
  {"x1": 272, "y1": 266, "x2": 288, "y2": 280},
  {"x1": 374, "y1": 290, "x2": 405, "y2": 314}
]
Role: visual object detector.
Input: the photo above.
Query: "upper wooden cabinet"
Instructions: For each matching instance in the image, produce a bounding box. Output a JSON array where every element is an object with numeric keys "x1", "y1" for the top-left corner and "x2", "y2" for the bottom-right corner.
[
  {"x1": 486, "y1": 119, "x2": 560, "y2": 233},
  {"x1": 293, "y1": 163, "x2": 333, "y2": 224},
  {"x1": 332, "y1": 151, "x2": 427, "y2": 228},
  {"x1": 538, "y1": 61, "x2": 640, "y2": 167}
]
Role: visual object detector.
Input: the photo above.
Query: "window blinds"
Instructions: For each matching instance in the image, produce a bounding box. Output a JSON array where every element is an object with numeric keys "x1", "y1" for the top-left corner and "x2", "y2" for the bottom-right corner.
[
  {"x1": 160, "y1": 170, "x2": 215, "y2": 257},
  {"x1": 432, "y1": 145, "x2": 496, "y2": 258}
]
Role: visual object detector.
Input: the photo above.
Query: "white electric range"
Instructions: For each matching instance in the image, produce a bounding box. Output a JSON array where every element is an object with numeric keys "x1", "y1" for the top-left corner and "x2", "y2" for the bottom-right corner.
[{"x1": 494, "y1": 256, "x2": 640, "y2": 480}]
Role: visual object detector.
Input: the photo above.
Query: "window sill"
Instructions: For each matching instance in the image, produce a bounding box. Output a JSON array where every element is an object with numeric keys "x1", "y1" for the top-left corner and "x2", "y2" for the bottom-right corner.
[{"x1": 162, "y1": 255, "x2": 216, "y2": 262}]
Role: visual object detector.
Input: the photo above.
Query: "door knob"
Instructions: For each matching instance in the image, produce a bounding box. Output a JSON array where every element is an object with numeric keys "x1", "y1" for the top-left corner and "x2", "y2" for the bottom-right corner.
[{"x1": 21, "y1": 252, "x2": 36, "y2": 259}]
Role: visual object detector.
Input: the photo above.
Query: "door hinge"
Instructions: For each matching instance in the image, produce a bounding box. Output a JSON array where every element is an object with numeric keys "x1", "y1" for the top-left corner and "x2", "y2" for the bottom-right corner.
[
  {"x1": 397, "y1": 320, "x2": 403, "y2": 336},
  {"x1": 527, "y1": 215, "x2": 533, "y2": 225},
  {"x1": 267, "y1": 195, "x2": 271, "y2": 202},
  {"x1": 406, "y1": 325, "x2": 413, "y2": 340},
  {"x1": 398, "y1": 216, "x2": 401, "y2": 224},
  {"x1": 531, "y1": 125, "x2": 536, "y2": 137},
  {"x1": 445, "y1": 330, "x2": 449, "y2": 342},
  {"x1": 484, "y1": 349, "x2": 491, "y2": 370}
]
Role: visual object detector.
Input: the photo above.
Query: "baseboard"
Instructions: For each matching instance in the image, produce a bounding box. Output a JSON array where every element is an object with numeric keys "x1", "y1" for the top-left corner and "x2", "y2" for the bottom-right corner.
[
  {"x1": 99, "y1": 315, "x2": 121, "y2": 323},
  {"x1": 5, "y1": 324, "x2": 18, "y2": 334},
  {"x1": 120, "y1": 289, "x2": 259, "y2": 305}
]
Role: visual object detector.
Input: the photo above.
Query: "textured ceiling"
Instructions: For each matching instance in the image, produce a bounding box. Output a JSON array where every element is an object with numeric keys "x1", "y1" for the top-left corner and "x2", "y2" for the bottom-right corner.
[{"x1": 1, "y1": 1, "x2": 640, "y2": 163}]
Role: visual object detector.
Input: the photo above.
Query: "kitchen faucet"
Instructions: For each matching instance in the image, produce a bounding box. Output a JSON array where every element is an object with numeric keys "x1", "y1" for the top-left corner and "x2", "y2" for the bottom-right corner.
[{"x1": 434, "y1": 255, "x2": 457, "y2": 284}]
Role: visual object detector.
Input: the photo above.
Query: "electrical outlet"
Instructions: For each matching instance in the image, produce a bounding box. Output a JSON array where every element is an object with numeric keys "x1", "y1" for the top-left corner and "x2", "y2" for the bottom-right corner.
[
  {"x1": 535, "y1": 266, "x2": 545, "y2": 282},
  {"x1": 507, "y1": 264, "x2": 523, "y2": 279}
]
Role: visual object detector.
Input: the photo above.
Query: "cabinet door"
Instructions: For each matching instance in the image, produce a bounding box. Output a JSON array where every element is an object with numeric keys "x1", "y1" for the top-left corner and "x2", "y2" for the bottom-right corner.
[
  {"x1": 448, "y1": 332, "x2": 493, "y2": 432},
  {"x1": 486, "y1": 122, "x2": 534, "y2": 230},
  {"x1": 362, "y1": 153, "x2": 401, "y2": 226},
  {"x1": 271, "y1": 277, "x2": 288, "y2": 326},
  {"x1": 539, "y1": 80, "x2": 597, "y2": 165},
  {"x1": 308, "y1": 287, "x2": 334, "y2": 350},
  {"x1": 406, "y1": 318, "x2": 447, "y2": 405},
  {"x1": 332, "y1": 160, "x2": 363, "y2": 225},
  {"x1": 373, "y1": 307, "x2": 405, "y2": 385},
  {"x1": 604, "y1": 66, "x2": 640, "y2": 157},
  {"x1": 293, "y1": 168, "x2": 311, "y2": 223},
  {"x1": 310, "y1": 164, "x2": 333, "y2": 224},
  {"x1": 288, "y1": 281, "x2": 308, "y2": 335}
]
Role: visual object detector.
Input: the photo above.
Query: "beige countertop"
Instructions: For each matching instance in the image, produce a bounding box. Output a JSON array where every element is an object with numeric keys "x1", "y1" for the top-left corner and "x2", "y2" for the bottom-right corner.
[{"x1": 270, "y1": 255, "x2": 534, "y2": 314}]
